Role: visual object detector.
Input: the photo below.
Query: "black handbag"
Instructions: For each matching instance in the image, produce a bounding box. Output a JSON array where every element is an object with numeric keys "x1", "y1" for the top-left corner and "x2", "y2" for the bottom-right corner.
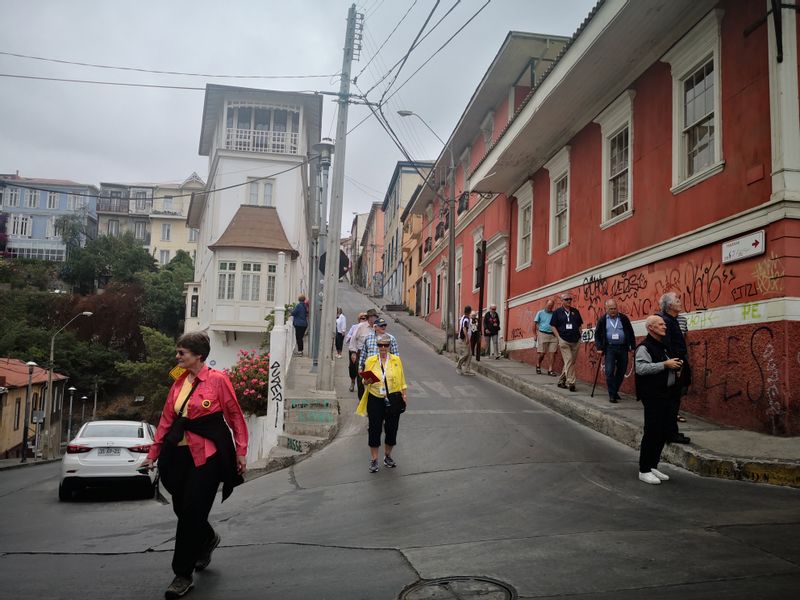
[
  {"x1": 386, "y1": 391, "x2": 406, "y2": 415},
  {"x1": 163, "y1": 379, "x2": 200, "y2": 446}
]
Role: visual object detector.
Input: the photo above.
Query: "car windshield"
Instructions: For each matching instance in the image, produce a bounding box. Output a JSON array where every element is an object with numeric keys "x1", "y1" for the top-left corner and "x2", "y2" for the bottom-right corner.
[{"x1": 82, "y1": 423, "x2": 144, "y2": 438}]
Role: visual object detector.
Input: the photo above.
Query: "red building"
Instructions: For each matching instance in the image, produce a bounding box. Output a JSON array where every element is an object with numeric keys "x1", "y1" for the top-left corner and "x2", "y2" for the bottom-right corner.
[{"x1": 414, "y1": 1, "x2": 799, "y2": 435}]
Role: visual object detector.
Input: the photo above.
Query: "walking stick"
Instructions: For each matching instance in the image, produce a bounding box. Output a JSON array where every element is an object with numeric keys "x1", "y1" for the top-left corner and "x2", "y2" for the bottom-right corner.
[{"x1": 590, "y1": 352, "x2": 603, "y2": 398}]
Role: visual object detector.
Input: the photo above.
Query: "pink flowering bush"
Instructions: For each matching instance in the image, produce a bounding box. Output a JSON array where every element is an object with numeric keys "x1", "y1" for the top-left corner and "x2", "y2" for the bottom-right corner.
[{"x1": 225, "y1": 349, "x2": 271, "y2": 416}]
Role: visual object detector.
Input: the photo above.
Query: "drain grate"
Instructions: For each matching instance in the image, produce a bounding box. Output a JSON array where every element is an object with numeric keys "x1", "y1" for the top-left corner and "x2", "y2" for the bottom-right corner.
[{"x1": 400, "y1": 576, "x2": 517, "y2": 599}]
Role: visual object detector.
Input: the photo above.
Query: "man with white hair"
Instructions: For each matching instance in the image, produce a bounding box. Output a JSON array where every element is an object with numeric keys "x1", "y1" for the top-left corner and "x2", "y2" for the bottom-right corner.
[
  {"x1": 550, "y1": 292, "x2": 583, "y2": 392},
  {"x1": 594, "y1": 299, "x2": 636, "y2": 403},
  {"x1": 635, "y1": 315, "x2": 684, "y2": 485},
  {"x1": 483, "y1": 303, "x2": 501, "y2": 359},
  {"x1": 657, "y1": 293, "x2": 691, "y2": 444}
]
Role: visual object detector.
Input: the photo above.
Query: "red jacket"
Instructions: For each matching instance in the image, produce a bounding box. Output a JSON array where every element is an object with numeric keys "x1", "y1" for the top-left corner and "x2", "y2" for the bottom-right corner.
[{"x1": 148, "y1": 364, "x2": 248, "y2": 467}]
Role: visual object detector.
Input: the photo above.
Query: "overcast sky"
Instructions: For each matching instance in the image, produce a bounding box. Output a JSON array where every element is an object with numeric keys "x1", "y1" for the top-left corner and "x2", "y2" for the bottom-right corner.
[{"x1": 0, "y1": 0, "x2": 595, "y2": 235}]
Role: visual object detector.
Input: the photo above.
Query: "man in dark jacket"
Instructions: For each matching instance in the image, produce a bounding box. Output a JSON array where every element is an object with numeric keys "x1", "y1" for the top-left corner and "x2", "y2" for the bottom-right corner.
[
  {"x1": 635, "y1": 315, "x2": 684, "y2": 485},
  {"x1": 291, "y1": 294, "x2": 309, "y2": 356},
  {"x1": 657, "y1": 292, "x2": 691, "y2": 443},
  {"x1": 551, "y1": 292, "x2": 583, "y2": 392},
  {"x1": 483, "y1": 304, "x2": 501, "y2": 359},
  {"x1": 594, "y1": 299, "x2": 636, "y2": 403}
]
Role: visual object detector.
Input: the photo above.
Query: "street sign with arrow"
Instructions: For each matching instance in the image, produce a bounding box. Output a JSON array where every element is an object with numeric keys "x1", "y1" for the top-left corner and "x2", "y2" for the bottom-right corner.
[{"x1": 722, "y1": 230, "x2": 765, "y2": 264}]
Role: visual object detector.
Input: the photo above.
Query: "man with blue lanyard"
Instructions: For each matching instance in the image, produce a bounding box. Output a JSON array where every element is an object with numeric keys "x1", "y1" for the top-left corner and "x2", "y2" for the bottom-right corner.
[{"x1": 594, "y1": 299, "x2": 636, "y2": 403}]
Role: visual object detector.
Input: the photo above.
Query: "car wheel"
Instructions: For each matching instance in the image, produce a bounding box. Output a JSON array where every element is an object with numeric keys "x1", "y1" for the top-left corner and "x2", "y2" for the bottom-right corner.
[{"x1": 58, "y1": 480, "x2": 73, "y2": 502}]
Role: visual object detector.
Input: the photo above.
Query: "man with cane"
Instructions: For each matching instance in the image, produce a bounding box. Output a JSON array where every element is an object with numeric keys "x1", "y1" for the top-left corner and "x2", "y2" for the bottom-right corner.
[{"x1": 594, "y1": 299, "x2": 636, "y2": 403}]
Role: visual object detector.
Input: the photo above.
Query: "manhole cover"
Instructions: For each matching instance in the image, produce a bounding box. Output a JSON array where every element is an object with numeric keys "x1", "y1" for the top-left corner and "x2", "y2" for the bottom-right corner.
[{"x1": 400, "y1": 576, "x2": 517, "y2": 599}]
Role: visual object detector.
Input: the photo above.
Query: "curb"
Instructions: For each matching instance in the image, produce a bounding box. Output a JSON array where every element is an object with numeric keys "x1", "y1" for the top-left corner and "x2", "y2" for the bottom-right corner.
[
  {"x1": 0, "y1": 457, "x2": 62, "y2": 472},
  {"x1": 391, "y1": 314, "x2": 800, "y2": 489}
]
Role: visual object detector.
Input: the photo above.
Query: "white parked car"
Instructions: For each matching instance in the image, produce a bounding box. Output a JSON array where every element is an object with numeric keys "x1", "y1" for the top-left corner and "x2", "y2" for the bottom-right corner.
[{"x1": 59, "y1": 420, "x2": 159, "y2": 501}]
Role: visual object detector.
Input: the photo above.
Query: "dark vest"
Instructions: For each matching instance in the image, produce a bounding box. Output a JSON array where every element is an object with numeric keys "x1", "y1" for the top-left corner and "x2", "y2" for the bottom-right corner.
[{"x1": 634, "y1": 335, "x2": 671, "y2": 401}]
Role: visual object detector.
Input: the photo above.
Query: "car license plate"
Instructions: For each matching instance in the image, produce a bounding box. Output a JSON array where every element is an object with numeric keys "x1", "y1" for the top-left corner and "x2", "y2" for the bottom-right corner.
[{"x1": 97, "y1": 448, "x2": 120, "y2": 456}]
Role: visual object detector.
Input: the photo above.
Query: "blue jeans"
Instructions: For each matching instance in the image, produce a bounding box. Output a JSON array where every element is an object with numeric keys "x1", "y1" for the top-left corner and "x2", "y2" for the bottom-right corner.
[{"x1": 604, "y1": 346, "x2": 628, "y2": 398}]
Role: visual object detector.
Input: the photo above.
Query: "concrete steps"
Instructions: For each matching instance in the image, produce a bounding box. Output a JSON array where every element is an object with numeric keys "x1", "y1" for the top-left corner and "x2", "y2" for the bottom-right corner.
[
  {"x1": 278, "y1": 432, "x2": 330, "y2": 454},
  {"x1": 284, "y1": 397, "x2": 339, "y2": 437}
]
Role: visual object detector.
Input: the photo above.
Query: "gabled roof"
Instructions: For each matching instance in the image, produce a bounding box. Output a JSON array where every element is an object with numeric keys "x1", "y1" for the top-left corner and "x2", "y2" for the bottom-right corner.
[
  {"x1": 209, "y1": 205, "x2": 297, "y2": 256},
  {"x1": 381, "y1": 161, "x2": 434, "y2": 211},
  {"x1": 0, "y1": 358, "x2": 67, "y2": 389},
  {"x1": 0, "y1": 174, "x2": 96, "y2": 190}
]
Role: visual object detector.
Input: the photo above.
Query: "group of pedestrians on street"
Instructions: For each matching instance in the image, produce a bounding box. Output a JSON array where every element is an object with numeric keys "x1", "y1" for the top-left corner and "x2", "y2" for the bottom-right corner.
[
  {"x1": 346, "y1": 307, "x2": 408, "y2": 473},
  {"x1": 530, "y1": 289, "x2": 693, "y2": 486}
]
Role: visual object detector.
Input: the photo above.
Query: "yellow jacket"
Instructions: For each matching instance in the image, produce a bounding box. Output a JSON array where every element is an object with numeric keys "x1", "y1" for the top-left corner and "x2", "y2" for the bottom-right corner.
[{"x1": 356, "y1": 353, "x2": 407, "y2": 416}]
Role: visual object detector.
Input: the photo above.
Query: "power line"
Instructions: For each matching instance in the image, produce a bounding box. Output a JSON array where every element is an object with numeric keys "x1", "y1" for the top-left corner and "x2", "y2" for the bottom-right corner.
[
  {"x1": 377, "y1": 0, "x2": 440, "y2": 105},
  {"x1": 0, "y1": 73, "x2": 206, "y2": 90},
  {"x1": 354, "y1": 0, "x2": 417, "y2": 82},
  {"x1": 0, "y1": 50, "x2": 336, "y2": 79},
  {"x1": 364, "y1": 0, "x2": 460, "y2": 98},
  {"x1": 1, "y1": 158, "x2": 317, "y2": 201},
  {"x1": 384, "y1": 0, "x2": 492, "y2": 106}
]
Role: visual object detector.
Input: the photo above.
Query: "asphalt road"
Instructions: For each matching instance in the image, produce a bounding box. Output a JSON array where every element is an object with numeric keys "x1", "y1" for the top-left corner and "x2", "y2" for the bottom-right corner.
[{"x1": 1, "y1": 284, "x2": 799, "y2": 599}]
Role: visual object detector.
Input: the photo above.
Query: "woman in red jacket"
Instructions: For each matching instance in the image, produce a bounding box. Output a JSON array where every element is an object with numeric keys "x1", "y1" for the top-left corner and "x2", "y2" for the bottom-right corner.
[{"x1": 142, "y1": 331, "x2": 248, "y2": 599}]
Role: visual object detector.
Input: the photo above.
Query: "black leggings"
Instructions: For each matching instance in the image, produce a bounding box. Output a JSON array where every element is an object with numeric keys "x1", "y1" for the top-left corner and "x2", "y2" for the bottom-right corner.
[
  {"x1": 349, "y1": 351, "x2": 360, "y2": 381},
  {"x1": 367, "y1": 394, "x2": 400, "y2": 448},
  {"x1": 294, "y1": 325, "x2": 307, "y2": 352},
  {"x1": 335, "y1": 332, "x2": 344, "y2": 353},
  {"x1": 169, "y1": 447, "x2": 221, "y2": 577}
]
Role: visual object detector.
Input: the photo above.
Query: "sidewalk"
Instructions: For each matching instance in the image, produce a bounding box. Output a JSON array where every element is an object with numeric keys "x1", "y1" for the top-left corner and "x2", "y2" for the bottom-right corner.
[
  {"x1": 382, "y1": 307, "x2": 800, "y2": 489},
  {"x1": 0, "y1": 457, "x2": 60, "y2": 471}
]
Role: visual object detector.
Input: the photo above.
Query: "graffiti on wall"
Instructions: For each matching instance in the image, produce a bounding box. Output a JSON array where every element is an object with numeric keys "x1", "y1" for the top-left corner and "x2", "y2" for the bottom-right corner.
[
  {"x1": 270, "y1": 360, "x2": 283, "y2": 427},
  {"x1": 752, "y1": 252, "x2": 784, "y2": 296}
]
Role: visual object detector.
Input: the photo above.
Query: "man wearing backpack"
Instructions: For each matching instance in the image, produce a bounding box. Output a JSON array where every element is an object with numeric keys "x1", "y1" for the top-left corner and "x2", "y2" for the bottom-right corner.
[{"x1": 456, "y1": 305, "x2": 475, "y2": 376}]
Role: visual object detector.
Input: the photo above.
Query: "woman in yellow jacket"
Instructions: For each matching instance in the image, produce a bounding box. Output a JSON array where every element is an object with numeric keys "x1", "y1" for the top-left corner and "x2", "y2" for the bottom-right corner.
[{"x1": 356, "y1": 333, "x2": 408, "y2": 472}]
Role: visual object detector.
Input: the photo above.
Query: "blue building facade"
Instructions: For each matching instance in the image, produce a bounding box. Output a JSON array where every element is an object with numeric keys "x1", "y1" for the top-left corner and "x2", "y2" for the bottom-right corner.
[{"x1": 0, "y1": 175, "x2": 98, "y2": 261}]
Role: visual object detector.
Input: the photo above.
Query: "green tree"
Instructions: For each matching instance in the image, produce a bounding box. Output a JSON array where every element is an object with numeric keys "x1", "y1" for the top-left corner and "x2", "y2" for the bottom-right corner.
[
  {"x1": 136, "y1": 250, "x2": 194, "y2": 338},
  {"x1": 115, "y1": 326, "x2": 176, "y2": 421},
  {"x1": 61, "y1": 232, "x2": 157, "y2": 293}
]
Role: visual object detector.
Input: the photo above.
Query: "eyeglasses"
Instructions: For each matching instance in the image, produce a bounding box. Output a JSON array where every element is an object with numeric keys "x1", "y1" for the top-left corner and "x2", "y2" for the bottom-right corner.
[
  {"x1": 176, "y1": 349, "x2": 190, "y2": 356},
  {"x1": 563, "y1": 298, "x2": 573, "y2": 302},
  {"x1": 376, "y1": 324, "x2": 387, "y2": 328},
  {"x1": 376, "y1": 343, "x2": 390, "y2": 348},
  {"x1": 359, "y1": 316, "x2": 367, "y2": 320}
]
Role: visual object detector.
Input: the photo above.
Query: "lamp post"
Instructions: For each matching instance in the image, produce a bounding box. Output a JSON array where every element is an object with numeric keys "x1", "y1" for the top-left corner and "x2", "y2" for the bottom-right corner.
[
  {"x1": 310, "y1": 139, "x2": 335, "y2": 373},
  {"x1": 66, "y1": 386, "x2": 76, "y2": 441},
  {"x1": 80, "y1": 396, "x2": 87, "y2": 427},
  {"x1": 45, "y1": 311, "x2": 92, "y2": 459},
  {"x1": 20, "y1": 361, "x2": 36, "y2": 463},
  {"x1": 398, "y1": 110, "x2": 457, "y2": 352}
]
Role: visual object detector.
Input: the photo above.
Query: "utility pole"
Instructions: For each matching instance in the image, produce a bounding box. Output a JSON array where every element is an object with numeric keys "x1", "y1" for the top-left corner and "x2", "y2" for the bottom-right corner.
[
  {"x1": 310, "y1": 140, "x2": 335, "y2": 373},
  {"x1": 92, "y1": 376, "x2": 98, "y2": 421},
  {"x1": 317, "y1": 3, "x2": 362, "y2": 390}
]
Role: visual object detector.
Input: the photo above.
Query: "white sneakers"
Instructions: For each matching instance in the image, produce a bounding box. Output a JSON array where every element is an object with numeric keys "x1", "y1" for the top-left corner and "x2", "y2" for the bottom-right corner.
[
  {"x1": 639, "y1": 469, "x2": 670, "y2": 484},
  {"x1": 650, "y1": 468, "x2": 670, "y2": 481}
]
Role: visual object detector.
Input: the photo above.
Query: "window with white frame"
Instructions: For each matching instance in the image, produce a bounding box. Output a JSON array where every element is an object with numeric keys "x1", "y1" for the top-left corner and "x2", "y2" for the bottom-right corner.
[
  {"x1": 25, "y1": 189, "x2": 38, "y2": 208},
  {"x1": 266, "y1": 263, "x2": 277, "y2": 302},
  {"x1": 46, "y1": 216, "x2": 56, "y2": 239},
  {"x1": 5, "y1": 187, "x2": 19, "y2": 207},
  {"x1": 246, "y1": 178, "x2": 275, "y2": 206},
  {"x1": 662, "y1": 10, "x2": 723, "y2": 192},
  {"x1": 67, "y1": 194, "x2": 78, "y2": 210},
  {"x1": 107, "y1": 220, "x2": 120, "y2": 236},
  {"x1": 47, "y1": 192, "x2": 58, "y2": 209},
  {"x1": 163, "y1": 196, "x2": 173, "y2": 212},
  {"x1": 594, "y1": 90, "x2": 635, "y2": 225},
  {"x1": 188, "y1": 228, "x2": 199, "y2": 242},
  {"x1": 10, "y1": 214, "x2": 31, "y2": 237},
  {"x1": 241, "y1": 262, "x2": 261, "y2": 301},
  {"x1": 545, "y1": 146, "x2": 570, "y2": 252},
  {"x1": 515, "y1": 182, "x2": 533, "y2": 269},
  {"x1": 217, "y1": 261, "x2": 236, "y2": 300},
  {"x1": 134, "y1": 190, "x2": 148, "y2": 211},
  {"x1": 135, "y1": 221, "x2": 147, "y2": 240},
  {"x1": 161, "y1": 223, "x2": 171, "y2": 241},
  {"x1": 160, "y1": 250, "x2": 170, "y2": 265},
  {"x1": 435, "y1": 273, "x2": 441, "y2": 310}
]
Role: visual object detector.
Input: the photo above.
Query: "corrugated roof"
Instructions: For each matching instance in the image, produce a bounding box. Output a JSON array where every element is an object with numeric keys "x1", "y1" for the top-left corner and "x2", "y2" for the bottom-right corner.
[
  {"x1": 0, "y1": 358, "x2": 67, "y2": 389},
  {"x1": 209, "y1": 205, "x2": 297, "y2": 256}
]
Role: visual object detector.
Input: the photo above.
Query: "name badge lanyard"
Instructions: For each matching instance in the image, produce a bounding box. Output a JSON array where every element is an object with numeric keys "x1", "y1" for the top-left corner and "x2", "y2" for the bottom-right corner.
[
  {"x1": 608, "y1": 317, "x2": 620, "y2": 331},
  {"x1": 379, "y1": 356, "x2": 389, "y2": 397},
  {"x1": 564, "y1": 308, "x2": 573, "y2": 330}
]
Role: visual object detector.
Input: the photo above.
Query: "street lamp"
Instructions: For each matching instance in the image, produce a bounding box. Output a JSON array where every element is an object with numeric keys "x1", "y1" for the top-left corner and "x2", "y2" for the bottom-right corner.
[
  {"x1": 20, "y1": 361, "x2": 36, "y2": 463},
  {"x1": 66, "y1": 386, "x2": 77, "y2": 442},
  {"x1": 310, "y1": 139, "x2": 335, "y2": 373},
  {"x1": 80, "y1": 396, "x2": 88, "y2": 427},
  {"x1": 398, "y1": 110, "x2": 457, "y2": 352},
  {"x1": 46, "y1": 311, "x2": 92, "y2": 458}
]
